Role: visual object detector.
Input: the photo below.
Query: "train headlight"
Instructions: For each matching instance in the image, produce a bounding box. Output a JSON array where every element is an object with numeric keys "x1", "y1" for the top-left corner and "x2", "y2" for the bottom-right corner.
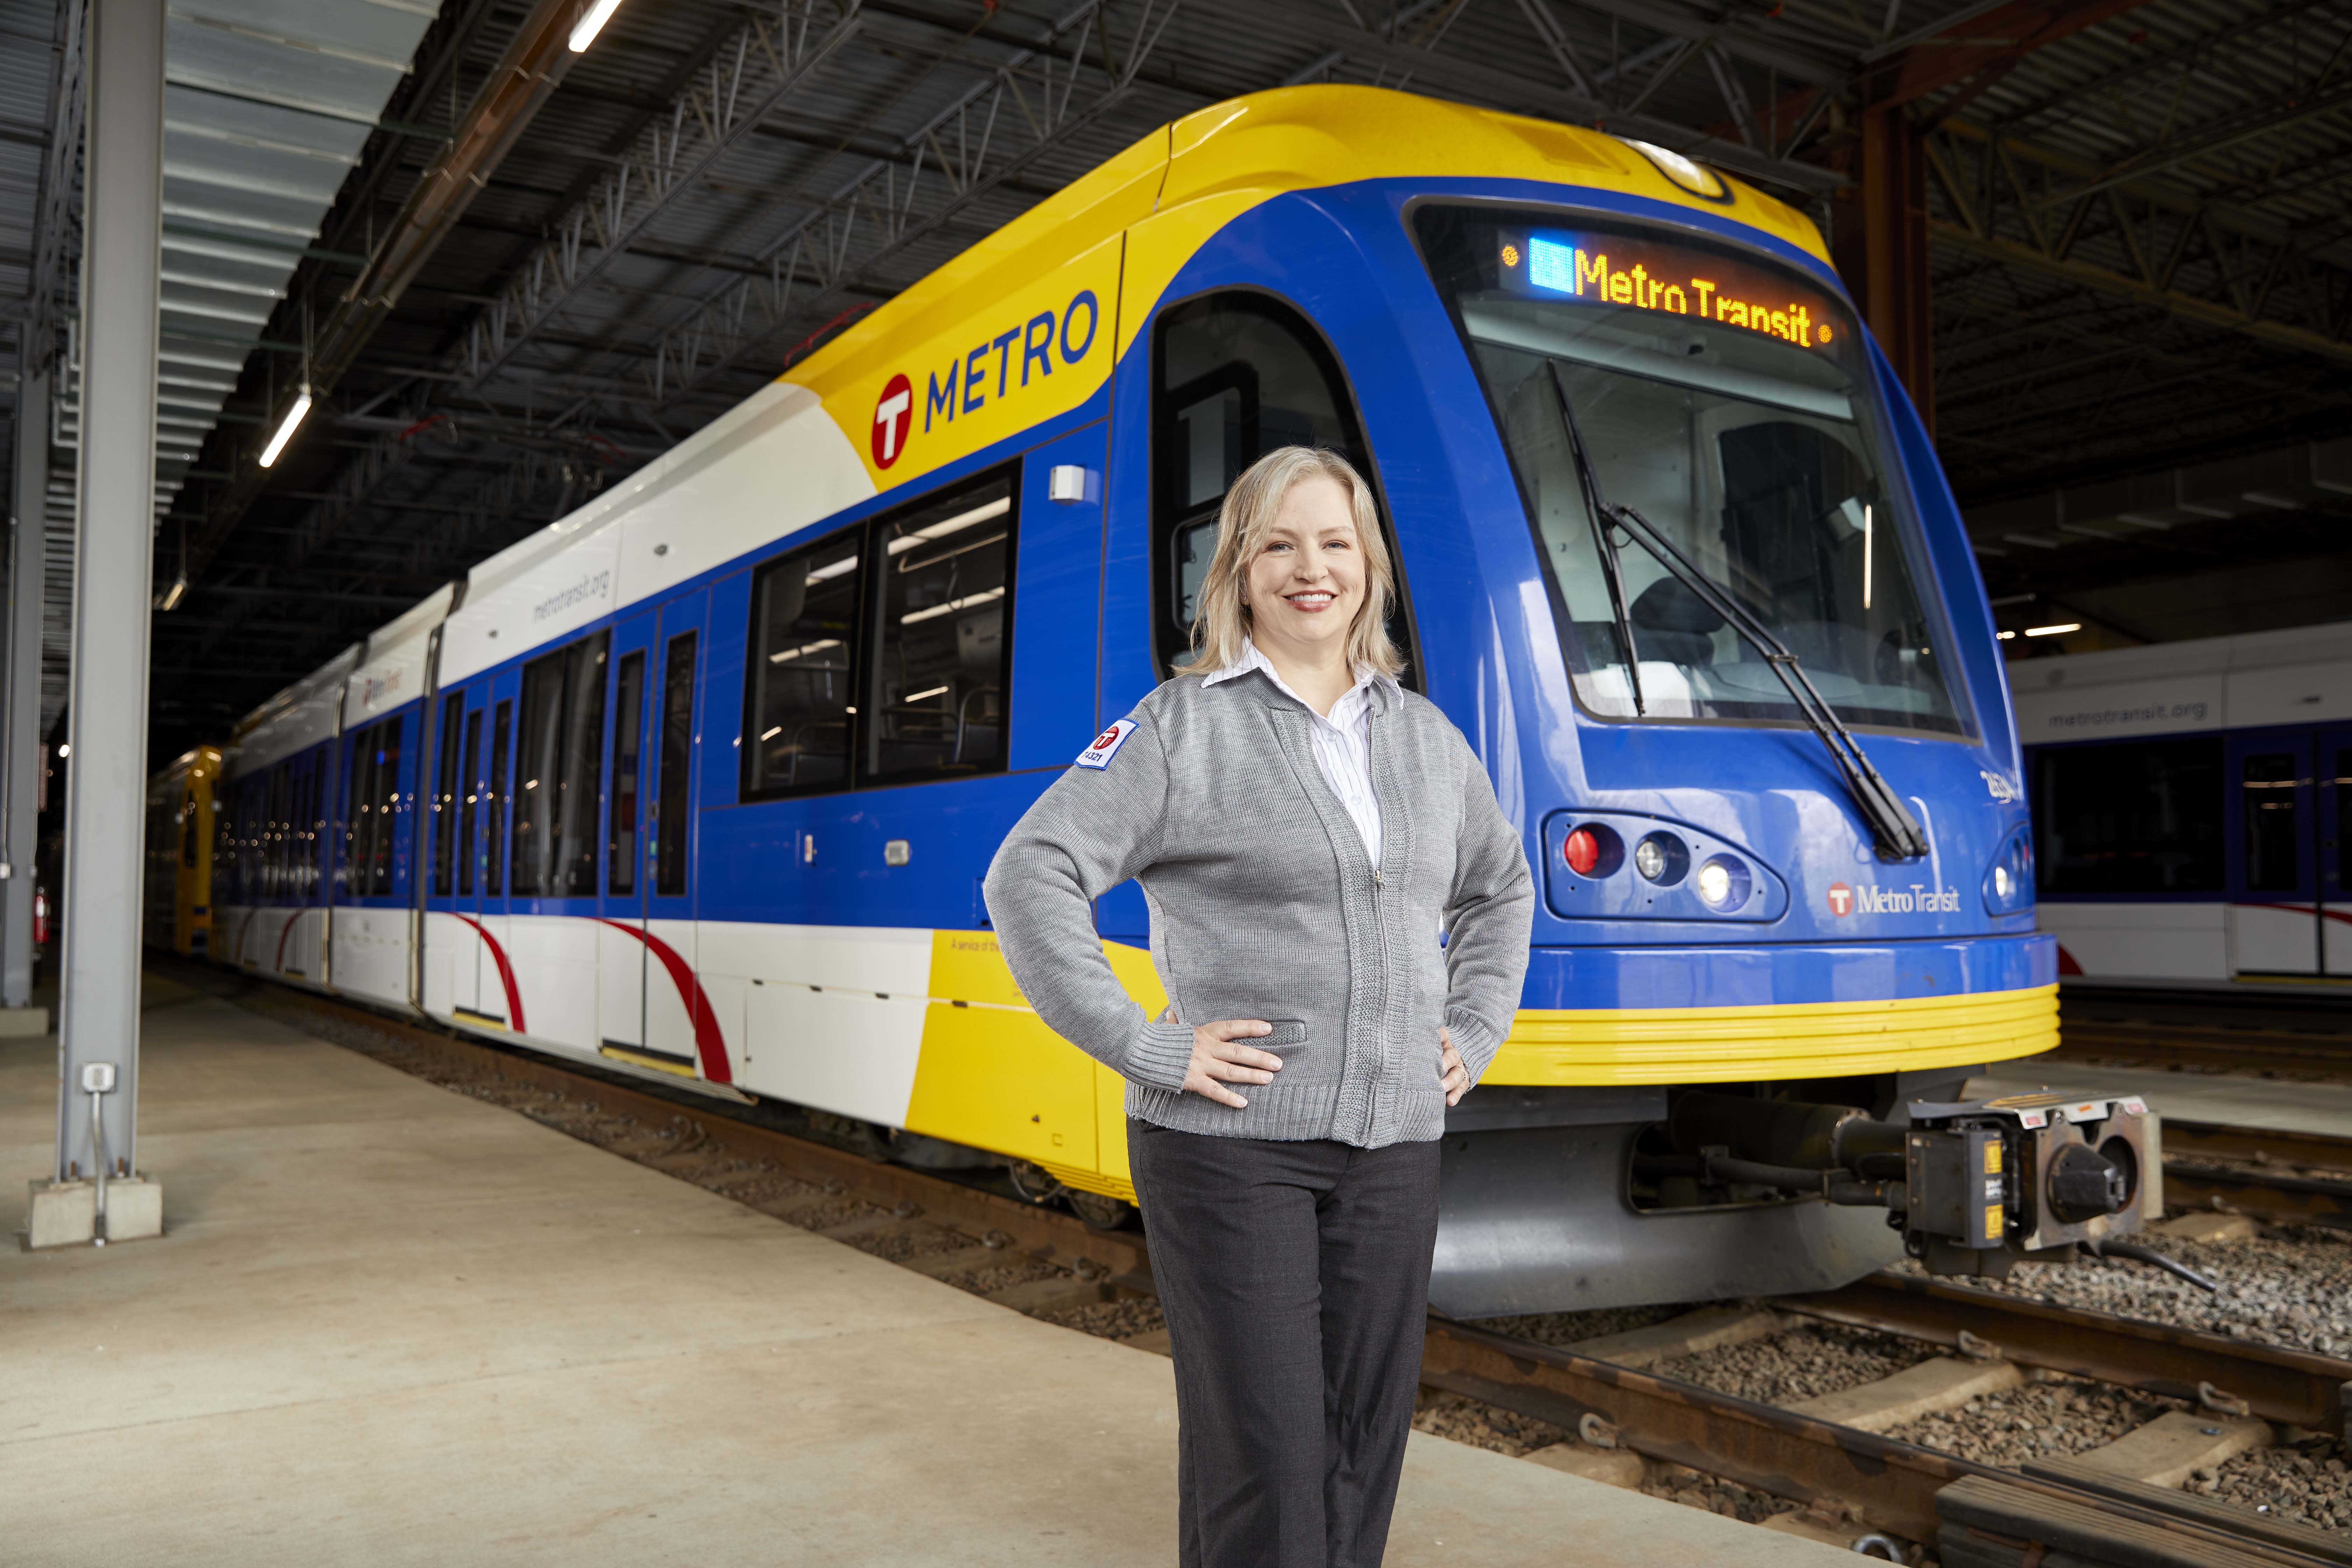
[
  {"x1": 1982, "y1": 828, "x2": 2035, "y2": 915},
  {"x1": 1633, "y1": 832, "x2": 1687, "y2": 884},
  {"x1": 1695, "y1": 855, "x2": 1750, "y2": 910}
]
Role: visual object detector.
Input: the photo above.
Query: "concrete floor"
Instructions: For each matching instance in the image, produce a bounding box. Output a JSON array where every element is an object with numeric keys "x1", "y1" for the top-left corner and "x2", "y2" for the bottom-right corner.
[
  {"x1": 1969, "y1": 1062, "x2": 2352, "y2": 1140},
  {"x1": 3, "y1": 982, "x2": 1848, "y2": 1566}
]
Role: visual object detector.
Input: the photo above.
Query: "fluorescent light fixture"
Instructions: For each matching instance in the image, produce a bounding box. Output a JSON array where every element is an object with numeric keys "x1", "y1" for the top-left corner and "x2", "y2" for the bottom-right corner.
[
  {"x1": 258, "y1": 385, "x2": 312, "y2": 468},
  {"x1": 160, "y1": 575, "x2": 187, "y2": 611},
  {"x1": 1997, "y1": 630, "x2": 2016, "y2": 640},
  {"x1": 1861, "y1": 503, "x2": 1872, "y2": 610},
  {"x1": 56, "y1": 744, "x2": 68, "y2": 757},
  {"x1": 2024, "y1": 623, "x2": 2080, "y2": 637},
  {"x1": 906, "y1": 684, "x2": 950, "y2": 703},
  {"x1": 902, "y1": 585, "x2": 1004, "y2": 625},
  {"x1": 889, "y1": 496, "x2": 1011, "y2": 554},
  {"x1": 568, "y1": 0, "x2": 624, "y2": 52}
]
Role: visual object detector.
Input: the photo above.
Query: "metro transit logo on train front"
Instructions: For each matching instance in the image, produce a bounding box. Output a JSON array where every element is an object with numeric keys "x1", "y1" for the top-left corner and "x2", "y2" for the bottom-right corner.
[
  {"x1": 1826, "y1": 881, "x2": 1962, "y2": 916},
  {"x1": 853, "y1": 285, "x2": 1104, "y2": 482}
]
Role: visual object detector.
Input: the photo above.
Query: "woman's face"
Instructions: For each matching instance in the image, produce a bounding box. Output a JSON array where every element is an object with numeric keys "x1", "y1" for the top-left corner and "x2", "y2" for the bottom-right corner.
[{"x1": 1244, "y1": 474, "x2": 1366, "y2": 663}]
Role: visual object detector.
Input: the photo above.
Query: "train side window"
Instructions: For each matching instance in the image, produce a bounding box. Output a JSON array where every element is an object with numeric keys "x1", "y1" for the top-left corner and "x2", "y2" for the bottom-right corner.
[
  {"x1": 656, "y1": 632, "x2": 696, "y2": 895},
  {"x1": 486, "y1": 701, "x2": 512, "y2": 895},
  {"x1": 348, "y1": 719, "x2": 401, "y2": 898},
  {"x1": 1151, "y1": 291, "x2": 1417, "y2": 682},
  {"x1": 458, "y1": 709, "x2": 483, "y2": 897},
  {"x1": 181, "y1": 791, "x2": 198, "y2": 868},
  {"x1": 267, "y1": 763, "x2": 291, "y2": 898},
  {"x1": 609, "y1": 652, "x2": 646, "y2": 897},
  {"x1": 2337, "y1": 748, "x2": 2351, "y2": 893},
  {"x1": 2243, "y1": 751, "x2": 2301, "y2": 892},
  {"x1": 511, "y1": 632, "x2": 609, "y2": 898},
  {"x1": 744, "y1": 529, "x2": 863, "y2": 797},
  {"x1": 2031, "y1": 738, "x2": 2224, "y2": 895},
  {"x1": 432, "y1": 693, "x2": 464, "y2": 898},
  {"x1": 868, "y1": 474, "x2": 1015, "y2": 784}
]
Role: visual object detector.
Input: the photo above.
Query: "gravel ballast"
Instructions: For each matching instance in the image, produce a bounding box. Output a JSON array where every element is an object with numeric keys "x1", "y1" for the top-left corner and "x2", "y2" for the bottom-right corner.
[
  {"x1": 1652, "y1": 1324, "x2": 1939, "y2": 1406},
  {"x1": 1890, "y1": 1226, "x2": 2352, "y2": 1356},
  {"x1": 2199, "y1": 1439, "x2": 2352, "y2": 1531}
]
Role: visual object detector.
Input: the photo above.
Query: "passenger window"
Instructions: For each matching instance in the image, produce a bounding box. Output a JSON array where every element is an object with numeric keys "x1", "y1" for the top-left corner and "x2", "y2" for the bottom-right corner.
[
  {"x1": 432, "y1": 693, "x2": 464, "y2": 897},
  {"x1": 869, "y1": 475, "x2": 1014, "y2": 783},
  {"x1": 744, "y1": 531, "x2": 863, "y2": 796},
  {"x1": 1151, "y1": 292, "x2": 1414, "y2": 681},
  {"x1": 2031, "y1": 739, "x2": 2223, "y2": 895},
  {"x1": 266, "y1": 764, "x2": 290, "y2": 897},
  {"x1": 181, "y1": 791, "x2": 198, "y2": 868},
  {"x1": 608, "y1": 652, "x2": 645, "y2": 897},
  {"x1": 2243, "y1": 752, "x2": 2301, "y2": 892},
  {"x1": 656, "y1": 632, "x2": 695, "y2": 895},
  {"x1": 458, "y1": 709, "x2": 482, "y2": 898},
  {"x1": 486, "y1": 701, "x2": 512, "y2": 895},
  {"x1": 347, "y1": 720, "x2": 401, "y2": 897},
  {"x1": 510, "y1": 633, "x2": 609, "y2": 898}
]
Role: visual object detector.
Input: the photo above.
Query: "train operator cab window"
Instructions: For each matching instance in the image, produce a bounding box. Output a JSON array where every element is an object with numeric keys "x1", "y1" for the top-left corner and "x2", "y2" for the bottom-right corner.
[
  {"x1": 742, "y1": 469, "x2": 1018, "y2": 799},
  {"x1": 1417, "y1": 206, "x2": 1965, "y2": 737},
  {"x1": 346, "y1": 720, "x2": 402, "y2": 897},
  {"x1": 1151, "y1": 292, "x2": 1416, "y2": 682},
  {"x1": 2031, "y1": 738, "x2": 2224, "y2": 895},
  {"x1": 510, "y1": 633, "x2": 609, "y2": 898}
]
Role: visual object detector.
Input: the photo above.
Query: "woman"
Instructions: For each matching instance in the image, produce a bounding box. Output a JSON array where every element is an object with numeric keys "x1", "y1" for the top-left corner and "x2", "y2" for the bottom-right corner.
[{"x1": 983, "y1": 446, "x2": 1533, "y2": 1568}]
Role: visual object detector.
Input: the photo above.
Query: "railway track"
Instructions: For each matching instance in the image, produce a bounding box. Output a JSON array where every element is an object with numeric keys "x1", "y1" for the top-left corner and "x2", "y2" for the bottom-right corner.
[{"x1": 215, "y1": 974, "x2": 2351, "y2": 1567}]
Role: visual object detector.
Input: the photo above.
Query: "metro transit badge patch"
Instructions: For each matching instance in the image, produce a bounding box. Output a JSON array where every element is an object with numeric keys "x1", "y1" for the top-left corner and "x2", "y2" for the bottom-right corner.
[{"x1": 1074, "y1": 719, "x2": 1136, "y2": 770}]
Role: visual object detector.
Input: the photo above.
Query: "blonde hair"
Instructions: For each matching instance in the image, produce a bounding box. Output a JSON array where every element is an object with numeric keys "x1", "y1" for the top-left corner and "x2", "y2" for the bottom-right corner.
[{"x1": 1174, "y1": 446, "x2": 1405, "y2": 680}]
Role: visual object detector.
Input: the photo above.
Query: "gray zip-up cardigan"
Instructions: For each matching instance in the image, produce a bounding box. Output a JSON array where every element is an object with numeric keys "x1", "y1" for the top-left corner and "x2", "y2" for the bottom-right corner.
[{"x1": 982, "y1": 669, "x2": 1534, "y2": 1148}]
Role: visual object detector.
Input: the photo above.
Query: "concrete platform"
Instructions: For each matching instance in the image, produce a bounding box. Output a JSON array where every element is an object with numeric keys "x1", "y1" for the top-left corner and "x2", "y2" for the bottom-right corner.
[
  {"x1": 2, "y1": 986, "x2": 1850, "y2": 1566},
  {"x1": 1969, "y1": 1062, "x2": 2352, "y2": 1140}
]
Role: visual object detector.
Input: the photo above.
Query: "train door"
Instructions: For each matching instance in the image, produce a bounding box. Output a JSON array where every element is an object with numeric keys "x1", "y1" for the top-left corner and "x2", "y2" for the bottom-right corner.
[
  {"x1": 2228, "y1": 727, "x2": 2320, "y2": 976},
  {"x1": 639, "y1": 594, "x2": 711, "y2": 1074},
  {"x1": 596, "y1": 609, "x2": 659, "y2": 1064},
  {"x1": 2324, "y1": 723, "x2": 2352, "y2": 975}
]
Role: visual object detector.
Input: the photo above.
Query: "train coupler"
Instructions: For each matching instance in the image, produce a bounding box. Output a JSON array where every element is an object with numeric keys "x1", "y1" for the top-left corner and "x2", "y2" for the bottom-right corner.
[{"x1": 1661, "y1": 1088, "x2": 2161, "y2": 1280}]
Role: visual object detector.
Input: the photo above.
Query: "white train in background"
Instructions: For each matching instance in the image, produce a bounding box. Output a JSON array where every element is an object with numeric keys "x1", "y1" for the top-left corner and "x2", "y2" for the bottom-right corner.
[{"x1": 2011, "y1": 621, "x2": 2352, "y2": 988}]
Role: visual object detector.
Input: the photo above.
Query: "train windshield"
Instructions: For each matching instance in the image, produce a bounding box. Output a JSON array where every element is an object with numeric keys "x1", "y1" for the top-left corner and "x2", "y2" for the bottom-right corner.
[{"x1": 1416, "y1": 206, "x2": 1964, "y2": 736}]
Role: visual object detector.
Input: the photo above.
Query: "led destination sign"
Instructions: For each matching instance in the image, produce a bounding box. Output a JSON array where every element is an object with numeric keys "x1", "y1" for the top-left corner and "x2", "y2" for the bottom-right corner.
[{"x1": 1510, "y1": 231, "x2": 1839, "y2": 354}]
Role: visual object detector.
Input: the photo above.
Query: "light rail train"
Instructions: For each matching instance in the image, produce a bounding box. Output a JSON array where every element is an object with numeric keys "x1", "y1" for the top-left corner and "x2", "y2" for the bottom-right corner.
[
  {"x1": 2011, "y1": 621, "x2": 2352, "y2": 987},
  {"x1": 165, "y1": 87, "x2": 2152, "y2": 1314}
]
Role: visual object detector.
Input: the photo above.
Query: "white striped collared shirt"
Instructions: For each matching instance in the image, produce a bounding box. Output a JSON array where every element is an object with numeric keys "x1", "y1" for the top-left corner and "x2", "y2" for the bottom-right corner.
[{"x1": 1203, "y1": 639, "x2": 1397, "y2": 868}]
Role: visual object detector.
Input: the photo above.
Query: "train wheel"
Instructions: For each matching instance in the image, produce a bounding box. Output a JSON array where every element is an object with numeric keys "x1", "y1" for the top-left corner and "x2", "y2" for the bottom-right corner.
[
  {"x1": 1007, "y1": 1161, "x2": 1065, "y2": 1205},
  {"x1": 1066, "y1": 1190, "x2": 1135, "y2": 1232}
]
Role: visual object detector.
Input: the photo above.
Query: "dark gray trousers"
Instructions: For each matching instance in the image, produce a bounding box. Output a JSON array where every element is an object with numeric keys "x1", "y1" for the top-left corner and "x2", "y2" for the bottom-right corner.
[{"x1": 1128, "y1": 1120, "x2": 1443, "y2": 1568}]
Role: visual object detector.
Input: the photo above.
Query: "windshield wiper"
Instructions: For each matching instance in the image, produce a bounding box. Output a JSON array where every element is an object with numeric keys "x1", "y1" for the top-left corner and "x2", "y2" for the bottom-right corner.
[
  {"x1": 1551, "y1": 364, "x2": 1645, "y2": 717},
  {"x1": 1544, "y1": 361, "x2": 1931, "y2": 862}
]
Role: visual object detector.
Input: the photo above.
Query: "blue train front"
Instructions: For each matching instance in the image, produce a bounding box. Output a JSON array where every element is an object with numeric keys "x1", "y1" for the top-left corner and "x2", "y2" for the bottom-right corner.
[{"x1": 202, "y1": 89, "x2": 2153, "y2": 1318}]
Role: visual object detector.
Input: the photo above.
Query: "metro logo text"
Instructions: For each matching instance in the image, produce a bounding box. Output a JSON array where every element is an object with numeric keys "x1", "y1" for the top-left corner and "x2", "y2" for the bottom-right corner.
[
  {"x1": 1825, "y1": 881, "x2": 1962, "y2": 916},
  {"x1": 923, "y1": 289, "x2": 1100, "y2": 435}
]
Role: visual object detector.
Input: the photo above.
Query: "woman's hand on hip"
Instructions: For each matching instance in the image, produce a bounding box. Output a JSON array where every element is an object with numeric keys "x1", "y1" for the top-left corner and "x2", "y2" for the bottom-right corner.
[
  {"x1": 1183, "y1": 1020, "x2": 1283, "y2": 1108},
  {"x1": 1438, "y1": 1027, "x2": 1469, "y2": 1106}
]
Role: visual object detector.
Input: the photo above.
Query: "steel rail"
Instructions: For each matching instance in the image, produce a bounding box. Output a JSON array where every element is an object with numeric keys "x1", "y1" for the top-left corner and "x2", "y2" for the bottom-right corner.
[{"x1": 1782, "y1": 1270, "x2": 2352, "y2": 1435}]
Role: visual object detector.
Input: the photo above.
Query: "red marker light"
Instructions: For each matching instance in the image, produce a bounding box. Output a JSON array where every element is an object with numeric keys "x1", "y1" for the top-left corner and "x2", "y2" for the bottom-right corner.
[{"x1": 1563, "y1": 827, "x2": 1601, "y2": 876}]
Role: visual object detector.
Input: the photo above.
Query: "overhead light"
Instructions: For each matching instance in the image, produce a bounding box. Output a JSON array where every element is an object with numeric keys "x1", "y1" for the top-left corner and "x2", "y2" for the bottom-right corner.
[
  {"x1": 2024, "y1": 623, "x2": 2080, "y2": 638},
  {"x1": 568, "y1": 0, "x2": 624, "y2": 51},
  {"x1": 56, "y1": 744, "x2": 68, "y2": 758},
  {"x1": 257, "y1": 384, "x2": 312, "y2": 468},
  {"x1": 1997, "y1": 630, "x2": 2016, "y2": 640},
  {"x1": 159, "y1": 575, "x2": 187, "y2": 611}
]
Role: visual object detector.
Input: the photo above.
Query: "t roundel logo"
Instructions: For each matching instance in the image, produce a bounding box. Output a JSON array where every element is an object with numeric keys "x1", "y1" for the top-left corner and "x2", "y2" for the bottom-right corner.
[
  {"x1": 1092, "y1": 727, "x2": 1120, "y2": 751},
  {"x1": 872, "y1": 373, "x2": 913, "y2": 468},
  {"x1": 1826, "y1": 882, "x2": 1855, "y2": 917}
]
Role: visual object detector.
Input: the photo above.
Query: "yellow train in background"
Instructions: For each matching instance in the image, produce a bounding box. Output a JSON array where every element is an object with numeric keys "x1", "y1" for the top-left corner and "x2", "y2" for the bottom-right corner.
[{"x1": 144, "y1": 745, "x2": 221, "y2": 958}]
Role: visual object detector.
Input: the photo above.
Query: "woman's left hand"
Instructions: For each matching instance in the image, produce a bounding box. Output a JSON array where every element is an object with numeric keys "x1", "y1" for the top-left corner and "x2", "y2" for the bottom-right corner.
[{"x1": 1437, "y1": 1027, "x2": 1469, "y2": 1106}]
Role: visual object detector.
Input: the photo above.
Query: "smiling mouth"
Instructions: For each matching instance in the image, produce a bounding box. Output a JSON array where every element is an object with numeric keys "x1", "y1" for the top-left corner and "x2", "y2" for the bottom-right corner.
[{"x1": 1284, "y1": 591, "x2": 1337, "y2": 610}]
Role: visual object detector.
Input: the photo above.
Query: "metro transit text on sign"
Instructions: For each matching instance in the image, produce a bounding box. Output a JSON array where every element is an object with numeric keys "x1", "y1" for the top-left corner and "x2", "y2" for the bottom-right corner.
[
  {"x1": 869, "y1": 288, "x2": 1102, "y2": 471},
  {"x1": 1521, "y1": 232, "x2": 1835, "y2": 352}
]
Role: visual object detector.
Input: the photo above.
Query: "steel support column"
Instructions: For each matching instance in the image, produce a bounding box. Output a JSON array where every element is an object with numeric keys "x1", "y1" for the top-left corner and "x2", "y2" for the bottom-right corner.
[
  {"x1": 56, "y1": 0, "x2": 164, "y2": 1186},
  {"x1": 1834, "y1": 107, "x2": 1936, "y2": 432},
  {"x1": 4, "y1": 355, "x2": 46, "y2": 1012}
]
